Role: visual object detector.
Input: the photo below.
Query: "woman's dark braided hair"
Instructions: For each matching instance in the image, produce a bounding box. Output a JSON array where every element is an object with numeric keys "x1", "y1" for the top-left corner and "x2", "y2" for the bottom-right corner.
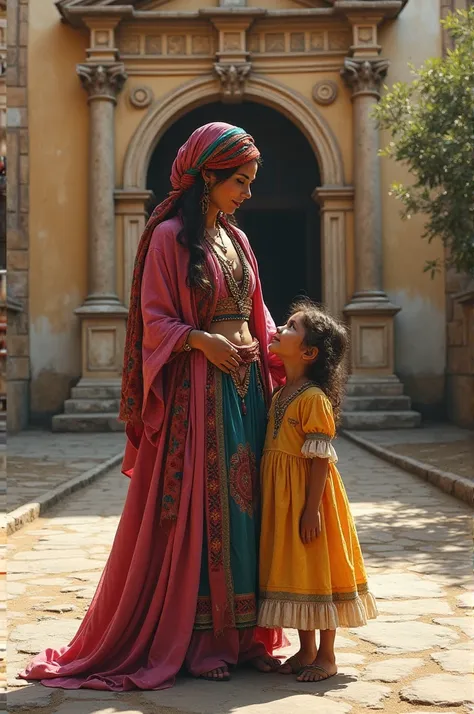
[{"x1": 290, "y1": 298, "x2": 349, "y2": 424}]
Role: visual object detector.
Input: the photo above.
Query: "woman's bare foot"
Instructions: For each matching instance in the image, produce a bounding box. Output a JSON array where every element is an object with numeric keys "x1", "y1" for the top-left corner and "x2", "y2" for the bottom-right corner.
[
  {"x1": 279, "y1": 649, "x2": 317, "y2": 675},
  {"x1": 199, "y1": 665, "x2": 230, "y2": 681},
  {"x1": 250, "y1": 654, "x2": 281, "y2": 672},
  {"x1": 296, "y1": 655, "x2": 337, "y2": 682}
]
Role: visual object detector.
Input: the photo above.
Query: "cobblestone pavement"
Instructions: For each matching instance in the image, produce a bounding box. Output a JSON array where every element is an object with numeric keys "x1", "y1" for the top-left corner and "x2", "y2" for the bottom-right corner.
[
  {"x1": 350, "y1": 424, "x2": 474, "y2": 482},
  {"x1": 7, "y1": 431, "x2": 125, "y2": 512},
  {"x1": 7, "y1": 438, "x2": 474, "y2": 714}
]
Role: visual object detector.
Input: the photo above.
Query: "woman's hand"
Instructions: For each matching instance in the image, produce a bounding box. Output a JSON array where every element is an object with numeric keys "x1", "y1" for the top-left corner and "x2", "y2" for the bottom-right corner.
[
  {"x1": 300, "y1": 508, "x2": 321, "y2": 545},
  {"x1": 189, "y1": 331, "x2": 242, "y2": 373}
]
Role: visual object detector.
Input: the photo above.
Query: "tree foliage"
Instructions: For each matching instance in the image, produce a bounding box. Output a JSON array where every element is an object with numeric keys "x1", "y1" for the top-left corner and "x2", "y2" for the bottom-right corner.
[{"x1": 374, "y1": 8, "x2": 474, "y2": 277}]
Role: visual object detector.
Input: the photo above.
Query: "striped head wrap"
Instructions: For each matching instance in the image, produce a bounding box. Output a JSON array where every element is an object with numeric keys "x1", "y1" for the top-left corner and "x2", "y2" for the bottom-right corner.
[{"x1": 120, "y1": 122, "x2": 260, "y2": 425}]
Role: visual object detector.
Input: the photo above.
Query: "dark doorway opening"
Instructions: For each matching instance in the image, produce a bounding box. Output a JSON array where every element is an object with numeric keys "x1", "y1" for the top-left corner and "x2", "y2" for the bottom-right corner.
[{"x1": 147, "y1": 102, "x2": 321, "y2": 325}]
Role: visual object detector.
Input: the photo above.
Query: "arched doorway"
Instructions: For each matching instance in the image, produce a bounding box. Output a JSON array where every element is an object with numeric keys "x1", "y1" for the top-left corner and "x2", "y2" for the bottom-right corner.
[{"x1": 147, "y1": 102, "x2": 321, "y2": 324}]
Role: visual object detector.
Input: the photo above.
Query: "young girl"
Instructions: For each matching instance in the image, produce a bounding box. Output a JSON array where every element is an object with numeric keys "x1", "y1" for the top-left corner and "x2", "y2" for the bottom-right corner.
[{"x1": 258, "y1": 300, "x2": 377, "y2": 683}]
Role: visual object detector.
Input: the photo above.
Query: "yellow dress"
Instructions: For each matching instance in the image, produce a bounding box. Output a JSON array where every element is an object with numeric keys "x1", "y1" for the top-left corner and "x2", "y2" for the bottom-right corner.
[{"x1": 258, "y1": 384, "x2": 377, "y2": 631}]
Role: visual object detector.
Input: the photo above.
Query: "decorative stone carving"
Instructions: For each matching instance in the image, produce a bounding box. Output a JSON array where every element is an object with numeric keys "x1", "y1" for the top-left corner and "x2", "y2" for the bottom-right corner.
[
  {"x1": 328, "y1": 31, "x2": 351, "y2": 51},
  {"x1": 223, "y1": 32, "x2": 241, "y2": 51},
  {"x1": 95, "y1": 30, "x2": 109, "y2": 46},
  {"x1": 357, "y1": 26, "x2": 375, "y2": 45},
  {"x1": 145, "y1": 36, "x2": 162, "y2": 55},
  {"x1": 265, "y1": 33, "x2": 285, "y2": 53},
  {"x1": 192, "y1": 35, "x2": 211, "y2": 55},
  {"x1": 312, "y1": 80, "x2": 338, "y2": 106},
  {"x1": 119, "y1": 35, "x2": 140, "y2": 55},
  {"x1": 77, "y1": 63, "x2": 127, "y2": 103},
  {"x1": 214, "y1": 62, "x2": 251, "y2": 104},
  {"x1": 130, "y1": 86, "x2": 153, "y2": 109},
  {"x1": 310, "y1": 32, "x2": 325, "y2": 51},
  {"x1": 341, "y1": 57, "x2": 389, "y2": 99},
  {"x1": 290, "y1": 33, "x2": 305, "y2": 52},
  {"x1": 167, "y1": 35, "x2": 186, "y2": 55}
]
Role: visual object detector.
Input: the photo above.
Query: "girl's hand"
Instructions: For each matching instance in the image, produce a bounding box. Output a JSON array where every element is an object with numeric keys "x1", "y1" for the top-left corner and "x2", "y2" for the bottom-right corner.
[
  {"x1": 200, "y1": 333, "x2": 242, "y2": 374},
  {"x1": 300, "y1": 508, "x2": 321, "y2": 545}
]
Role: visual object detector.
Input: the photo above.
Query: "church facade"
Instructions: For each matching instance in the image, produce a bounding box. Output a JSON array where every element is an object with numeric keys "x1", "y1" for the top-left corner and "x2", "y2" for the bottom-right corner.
[{"x1": 7, "y1": 0, "x2": 474, "y2": 431}]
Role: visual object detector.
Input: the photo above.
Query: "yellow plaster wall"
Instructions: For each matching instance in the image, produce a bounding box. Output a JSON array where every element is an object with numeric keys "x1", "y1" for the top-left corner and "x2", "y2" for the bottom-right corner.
[
  {"x1": 28, "y1": 2, "x2": 88, "y2": 415},
  {"x1": 380, "y1": 0, "x2": 446, "y2": 409}
]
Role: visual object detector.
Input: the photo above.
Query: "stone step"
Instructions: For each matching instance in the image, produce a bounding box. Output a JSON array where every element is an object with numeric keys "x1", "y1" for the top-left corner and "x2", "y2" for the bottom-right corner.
[
  {"x1": 344, "y1": 395, "x2": 412, "y2": 412},
  {"x1": 71, "y1": 385, "x2": 122, "y2": 400},
  {"x1": 52, "y1": 413, "x2": 125, "y2": 433},
  {"x1": 346, "y1": 379, "x2": 405, "y2": 397},
  {"x1": 341, "y1": 410, "x2": 422, "y2": 430},
  {"x1": 64, "y1": 399, "x2": 120, "y2": 414}
]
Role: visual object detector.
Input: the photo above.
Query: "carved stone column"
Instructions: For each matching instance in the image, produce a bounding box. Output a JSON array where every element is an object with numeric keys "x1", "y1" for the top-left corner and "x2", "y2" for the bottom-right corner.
[
  {"x1": 76, "y1": 63, "x2": 127, "y2": 310},
  {"x1": 53, "y1": 63, "x2": 128, "y2": 431},
  {"x1": 341, "y1": 57, "x2": 419, "y2": 428}
]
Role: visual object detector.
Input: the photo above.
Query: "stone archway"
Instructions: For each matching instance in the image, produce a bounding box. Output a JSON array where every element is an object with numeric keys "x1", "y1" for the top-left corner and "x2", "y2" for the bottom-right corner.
[{"x1": 118, "y1": 74, "x2": 352, "y2": 317}]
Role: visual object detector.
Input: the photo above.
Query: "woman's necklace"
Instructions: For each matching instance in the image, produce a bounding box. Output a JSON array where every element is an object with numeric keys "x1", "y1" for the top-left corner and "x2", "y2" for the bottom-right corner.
[{"x1": 205, "y1": 226, "x2": 229, "y2": 257}]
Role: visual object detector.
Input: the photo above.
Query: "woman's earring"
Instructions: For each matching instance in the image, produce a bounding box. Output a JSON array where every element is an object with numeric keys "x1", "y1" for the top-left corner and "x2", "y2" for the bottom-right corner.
[{"x1": 201, "y1": 182, "x2": 210, "y2": 215}]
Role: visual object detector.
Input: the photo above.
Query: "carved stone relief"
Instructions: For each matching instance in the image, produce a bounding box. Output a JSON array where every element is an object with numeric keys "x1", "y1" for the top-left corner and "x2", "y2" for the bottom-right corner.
[
  {"x1": 214, "y1": 62, "x2": 251, "y2": 103},
  {"x1": 265, "y1": 34, "x2": 285, "y2": 53},
  {"x1": 328, "y1": 31, "x2": 351, "y2": 51},
  {"x1": 223, "y1": 32, "x2": 241, "y2": 51},
  {"x1": 130, "y1": 86, "x2": 154, "y2": 109},
  {"x1": 309, "y1": 32, "x2": 324, "y2": 51},
  {"x1": 192, "y1": 35, "x2": 211, "y2": 55},
  {"x1": 312, "y1": 80, "x2": 338, "y2": 106},
  {"x1": 248, "y1": 34, "x2": 260, "y2": 54},
  {"x1": 145, "y1": 36, "x2": 162, "y2": 55},
  {"x1": 290, "y1": 33, "x2": 305, "y2": 52},
  {"x1": 341, "y1": 57, "x2": 389, "y2": 98},
  {"x1": 77, "y1": 63, "x2": 127, "y2": 102},
  {"x1": 167, "y1": 35, "x2": 186, "y2": 55},
  {"x1": 119, "y1": 35, "x2": 140, "y2": 54}
]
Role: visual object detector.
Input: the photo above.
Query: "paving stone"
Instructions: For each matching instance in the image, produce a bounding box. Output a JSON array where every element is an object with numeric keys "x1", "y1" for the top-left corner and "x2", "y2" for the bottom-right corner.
[
  {"x1": 9, "y1": 559, "x2": 100, "y2": 575},
  {"x1": 351, "y1": 621, "x2": 459, "y2": 654},
  {"x1": 54, "y1": 705, "x2": 145, "y2": 714},
  {"x1": 7, "y1": 684, "x2": 54, "y2": 710},
  {"x1": 11, "y1": 550, "x2": 87, "y2": 560},
  {"x1": 324, "y1": 680, "x2": 391, "y2": 709},
  {"x1": 10, "y1": 619, "x2": 79, "y2": 655},
  {"x1": 431, "y1": 649, "x2": 474, "y2": 674},
  {"x1": 457, "y1": 592, "x2": 474, "y2": 609},
  {"x1": 377, "y1": 599, "x2": 452, "y2": 616},
  {"x1": 337, "y1": 652, "x2": 367, "y2": 666},
  {"x1": 362, "y1": 658, "x2": 424, "y2": 682},
  {"x1": 434, "y1": 617, "x2": 474, "y2": 638},
  {"x1": 34, "y1": 604, "x2": 76, "y2": 613},
  {"x1": 400, "y1": 674, "x2": 474, "y2": 706},
  {"x1": 142, "y1": 675, "x2": 353, "y2": 714},
  {"x1": 29, "y1": 578, "x2": 73, "y2": 587},
  {"x1": 369, "y1": 573, "x2": 445, "y2": 599},
  {"x1": 7, "y1": 583, "x2": 26, "y2": 597}
]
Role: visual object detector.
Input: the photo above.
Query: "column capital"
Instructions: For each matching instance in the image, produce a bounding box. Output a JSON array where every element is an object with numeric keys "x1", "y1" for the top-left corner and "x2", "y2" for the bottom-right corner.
[
  {"x1": 341, "y1": 57, "x2": 389, "y2": 100},
  {"x1": 77, "y1": 63, "x2": 127, "y2": 104}
]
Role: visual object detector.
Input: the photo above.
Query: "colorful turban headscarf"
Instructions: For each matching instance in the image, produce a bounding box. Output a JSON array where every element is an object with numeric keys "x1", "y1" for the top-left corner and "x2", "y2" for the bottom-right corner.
[{"x1": 120, "y1": 122, "x2": 261, "y2": 425}]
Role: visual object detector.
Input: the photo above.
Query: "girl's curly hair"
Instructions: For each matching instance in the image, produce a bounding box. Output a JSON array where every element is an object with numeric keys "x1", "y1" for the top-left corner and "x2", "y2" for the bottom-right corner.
[{"x1": 289, "y1": 299, "x2": 349, "y2": 424}]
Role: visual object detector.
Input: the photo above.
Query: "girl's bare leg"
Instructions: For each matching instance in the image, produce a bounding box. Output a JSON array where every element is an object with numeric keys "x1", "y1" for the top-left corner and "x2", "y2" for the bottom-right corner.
[
  {"x1": 297, "y1": 629, "x2": 337, "y2": 682},
  {"x1": 279, "y1": 630, "x2": 317, "y2": 674}
]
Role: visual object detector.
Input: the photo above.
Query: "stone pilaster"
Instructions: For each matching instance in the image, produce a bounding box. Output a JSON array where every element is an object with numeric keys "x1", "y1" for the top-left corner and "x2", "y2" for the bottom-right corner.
[
  {"x1": 53, "y1": 62, "x2": 128, "y2": 432},
  {"x1": 340, "y1": 56, "x2": 419, "y2": 428}
]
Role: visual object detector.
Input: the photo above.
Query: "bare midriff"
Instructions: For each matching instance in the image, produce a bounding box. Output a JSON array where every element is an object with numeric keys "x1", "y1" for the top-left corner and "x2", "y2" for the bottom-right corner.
[{"x1": 209, "y1": 319, "x2": 254, "y2": 347}]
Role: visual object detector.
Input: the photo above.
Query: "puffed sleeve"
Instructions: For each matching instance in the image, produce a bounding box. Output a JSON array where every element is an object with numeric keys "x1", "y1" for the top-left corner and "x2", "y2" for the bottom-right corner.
[{"x1": 299, "y1": 392, "x2": 338, "y2": 463}]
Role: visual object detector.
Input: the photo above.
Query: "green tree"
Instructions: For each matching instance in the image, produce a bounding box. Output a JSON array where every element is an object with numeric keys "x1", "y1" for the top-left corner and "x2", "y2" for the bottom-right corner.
[{"x1": 374, "y1": 8, "x2": 474, "y2": 277}]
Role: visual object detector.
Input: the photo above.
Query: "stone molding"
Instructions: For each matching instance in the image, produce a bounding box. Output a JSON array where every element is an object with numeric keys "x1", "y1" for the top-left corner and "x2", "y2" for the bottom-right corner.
[
  {"x1": 341, "y1": 57, "x2": 389, "y2": 99},
  {"x1": 77, "y1": 62, "x2": 127, "y2": 103},
  {"x1": 122, "y1": 73, "x2": 345, "y2": 189},
  {"x1": 312, "y1": 80, "x2": 338, "y2": 105}
]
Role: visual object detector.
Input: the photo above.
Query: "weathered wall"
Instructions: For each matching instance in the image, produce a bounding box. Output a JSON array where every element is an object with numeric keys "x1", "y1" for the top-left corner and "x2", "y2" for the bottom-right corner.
[
  {"x1": 6, "y1": 0, "x2": 30, "y2": 431},
  {"x1": 380, "y1": 0, "x2": 446, "y2": 415},
  {"x1": 28, "y1": 1, "x2": 88, "y2": 420}
]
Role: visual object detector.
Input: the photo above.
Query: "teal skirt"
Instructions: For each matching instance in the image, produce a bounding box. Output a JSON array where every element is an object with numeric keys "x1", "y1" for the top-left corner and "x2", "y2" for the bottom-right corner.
[{"x1": 194, "y1": 362, "x2": 267, "y2": 630}]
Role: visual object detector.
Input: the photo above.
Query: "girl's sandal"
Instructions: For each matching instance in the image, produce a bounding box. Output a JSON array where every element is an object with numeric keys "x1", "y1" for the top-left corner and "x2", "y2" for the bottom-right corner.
[
  {"x1": 278, "y1": 655, "x2": 304, "y2": 675},
  {"x1": 297, "y1": 663, "x2": 336, "y2": 682}
]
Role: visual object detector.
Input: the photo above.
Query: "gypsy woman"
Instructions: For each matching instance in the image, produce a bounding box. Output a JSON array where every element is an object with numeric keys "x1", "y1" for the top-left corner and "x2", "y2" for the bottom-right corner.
[{"x1": 20, "y1": 123, "x2": 285, "y2": 690}]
